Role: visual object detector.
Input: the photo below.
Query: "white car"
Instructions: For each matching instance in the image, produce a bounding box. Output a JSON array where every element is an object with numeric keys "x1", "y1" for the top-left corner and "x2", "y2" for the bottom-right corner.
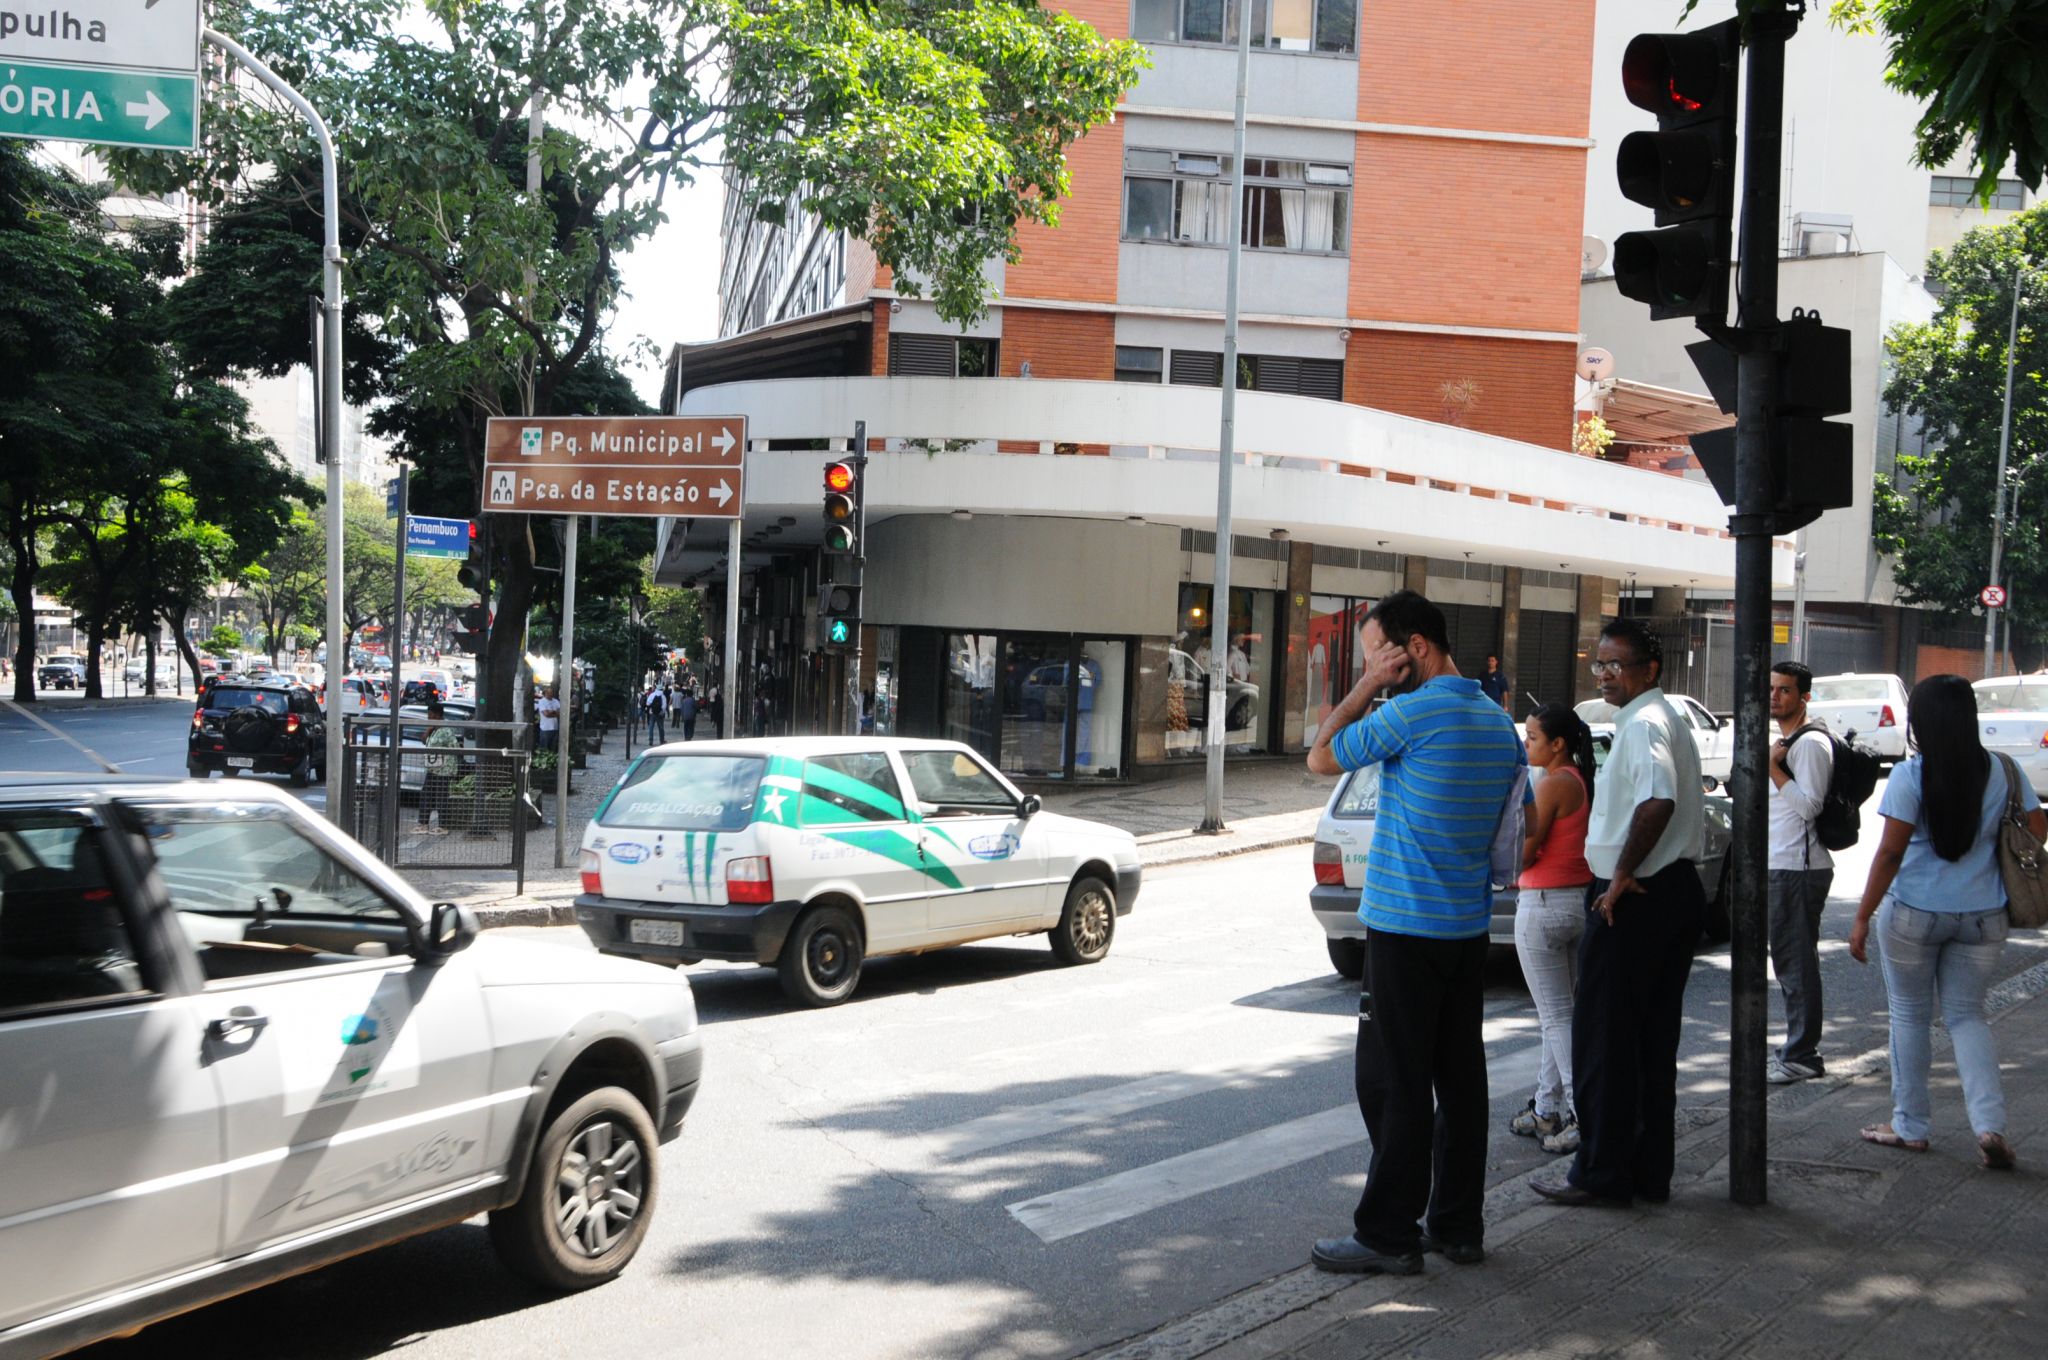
[
  {"x1": 1575, "y1": 692, "x2": 1732, "y2": 782},
  {"x1": 574, "y1": 737, "x2": 1143, "y2": 1006},
  {"x1": 1309, "y1": 737, "x2": 1734, "y2": 978},
  {"x1": 1809, "y1": 673, "x2": 1909, "y2": 761},
  {"x1": 1973, "y1": 674, "x2": 2048, "y2": 798},
  {"x1": 0, "y1": 777, "x2": 701, "y2": 1355}
]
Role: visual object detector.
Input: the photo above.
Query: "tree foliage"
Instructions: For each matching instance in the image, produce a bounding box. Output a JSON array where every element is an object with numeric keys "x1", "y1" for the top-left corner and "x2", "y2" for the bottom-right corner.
[{"x1": 1874, "y1": 206, "x2": 2048, "y2": 651}]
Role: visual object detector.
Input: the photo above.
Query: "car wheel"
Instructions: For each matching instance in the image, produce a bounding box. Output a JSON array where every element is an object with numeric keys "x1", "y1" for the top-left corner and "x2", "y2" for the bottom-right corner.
[
  {"x1": 488, "y1": 1085, "x2": 658, "y2": 1291},
  {"x1": 1327, "y1": 936, "x2": 1365, "y2": 979},
  {"x1": 1702, "y1": 864, "x2": 1732, "y2": 944},
  {"x1": 288, "y1": 755, "x2": 311, "y2": 788},
  {"x1": 1050, "y1": 875, "x2": 1116, "y2": 965},
  {"x1": 778, "y1": 905, "x2": 863, "y2": 1006}
]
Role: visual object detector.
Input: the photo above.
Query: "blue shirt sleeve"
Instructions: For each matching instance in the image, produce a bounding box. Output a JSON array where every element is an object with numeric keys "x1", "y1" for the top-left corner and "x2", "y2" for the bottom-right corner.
[
  {"x1": 1331, "y1": 698, "x2": 1412, "y2": 771},
  {"x1": 1878, "y1": 757, "x2": 1922, "y2": 825}
]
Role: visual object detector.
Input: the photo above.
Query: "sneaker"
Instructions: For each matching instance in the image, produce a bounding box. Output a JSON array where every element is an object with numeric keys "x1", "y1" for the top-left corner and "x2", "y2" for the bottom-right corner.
[
  {"x1": 1541, "y1": 1117, "x2": 1581, "y2": 1155},
  {"x1": 1509, "y1": 1099, "x2": 1566, "y2": 1140},
  {"x1": 1767, "y1": 1057, "x2": 1823, "y2": 1084}
]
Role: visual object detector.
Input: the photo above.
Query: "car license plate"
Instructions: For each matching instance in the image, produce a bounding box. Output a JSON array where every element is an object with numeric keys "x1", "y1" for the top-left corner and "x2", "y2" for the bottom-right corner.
[
  {"x1": 226, "y1": 757, "x2": 255, "y2": 769},
  {"x1": 628, "y1": 918, "x2": 683, "y2": 947}
]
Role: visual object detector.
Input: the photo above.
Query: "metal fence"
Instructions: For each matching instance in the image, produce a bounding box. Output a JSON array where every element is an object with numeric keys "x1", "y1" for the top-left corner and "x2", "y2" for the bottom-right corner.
[{"x1": 340, "y1": 716, "x2": 534, "y2": 887}]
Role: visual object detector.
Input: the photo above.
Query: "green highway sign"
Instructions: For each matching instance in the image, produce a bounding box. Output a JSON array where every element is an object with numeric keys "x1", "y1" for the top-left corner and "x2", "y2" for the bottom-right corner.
[{"x1": 0, "y1": 61, "x2": 199, "y2": 151}]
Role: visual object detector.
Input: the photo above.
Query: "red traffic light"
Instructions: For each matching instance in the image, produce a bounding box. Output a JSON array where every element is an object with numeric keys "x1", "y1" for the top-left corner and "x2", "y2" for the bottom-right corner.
[
  {"x1": 824, "y1": 462, "x2": 855, "y2": 493},
  {"x1": 1621, "y1": 31, "x2": 1728, "y2": 120}
]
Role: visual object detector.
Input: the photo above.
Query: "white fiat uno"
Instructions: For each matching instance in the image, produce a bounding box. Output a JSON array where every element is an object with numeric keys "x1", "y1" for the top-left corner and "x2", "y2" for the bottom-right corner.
[{"x1": 576, "y1": 738, "x2": 1142, "y2": 1006}]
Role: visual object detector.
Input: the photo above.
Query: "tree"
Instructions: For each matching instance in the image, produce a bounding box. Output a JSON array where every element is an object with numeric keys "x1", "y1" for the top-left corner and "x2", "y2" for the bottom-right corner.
[
  {"x1": 243, "y1": 498, "x2": 327, "y2": 665},
  {"x1": 1873, "y1": 206, "x2": 2048, "y2": 658},
  {"x1": 119, "y1": 0, "x2": 1143, "y2": 726},
  {"x1": 201, "y1": 624, "x2": 244, "y2": 659}
]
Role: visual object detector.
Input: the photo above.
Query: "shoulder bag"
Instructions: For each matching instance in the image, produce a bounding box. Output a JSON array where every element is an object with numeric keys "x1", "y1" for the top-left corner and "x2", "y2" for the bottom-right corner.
[{"x1": 1993, "y1": 753, "x2": 2048, "y2": 929}]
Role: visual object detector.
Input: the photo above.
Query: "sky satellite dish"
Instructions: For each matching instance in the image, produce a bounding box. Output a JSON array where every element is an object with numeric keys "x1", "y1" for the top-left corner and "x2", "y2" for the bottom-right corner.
[
  {"x1": 1577, "y1": 347, "x2": 1616, "y2": 383},
  {"x1": 1581, "y1": 236, "x2": 1608, "y2": 276}
]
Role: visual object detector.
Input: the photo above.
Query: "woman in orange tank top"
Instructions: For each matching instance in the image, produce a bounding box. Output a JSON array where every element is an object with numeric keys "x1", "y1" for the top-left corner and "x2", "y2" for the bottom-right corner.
[{"x1": 1509, "y1": 703, "x2": 1596, "y2": 1155}]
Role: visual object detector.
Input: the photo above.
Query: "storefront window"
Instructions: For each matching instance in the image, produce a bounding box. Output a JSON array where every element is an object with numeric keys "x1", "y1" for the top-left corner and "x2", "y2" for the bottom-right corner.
[
  {"x1": 1304, "y1": 594, "x2": 1369, "y2": 745},
  {"x1": 1076, "y1": 640, "x2": 1126, "y2": 779},
  {"x1": 943, "y1": 633, "x2": 999, "y2": 761},
  {"x1": 1168, "y1": 585, "x2": 1275, "y2": 756},
  {"x1": 869, "y1": 628, "x2": 898, "y2": 736},
  {"x1": 1001, "y1": 635, "x2": 1071, "y2": 778}
]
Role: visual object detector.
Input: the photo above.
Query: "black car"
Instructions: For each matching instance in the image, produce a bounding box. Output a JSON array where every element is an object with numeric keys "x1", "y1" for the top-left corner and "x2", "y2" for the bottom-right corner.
[{"x1": 187, "y1": 679, "x2": 327, "y2": 786}]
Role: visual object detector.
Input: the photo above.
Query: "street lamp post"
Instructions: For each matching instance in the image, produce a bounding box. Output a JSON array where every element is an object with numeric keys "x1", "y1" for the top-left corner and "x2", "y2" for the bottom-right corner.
[{"x1": 1985, "y1": 269, "x2": 2027, "y2": 678}]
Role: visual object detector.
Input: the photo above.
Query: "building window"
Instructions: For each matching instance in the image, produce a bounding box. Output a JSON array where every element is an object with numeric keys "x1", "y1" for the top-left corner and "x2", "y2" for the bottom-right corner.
[
  {"x1": 1929, "y1": 175, "x2": 2026, "y2": 210},
  {"x1": 1115, "y1": 346, "x2": 1164, "y2": 383},
  {"x1": 1131, "y1": 0, "x2": 1355, "y2": 54},
  {"x1": 1122, "y1": 149, "x2": 1350, "y2": 254},
  {"x1": 888, "y1": 333, "x2": 1000, "y2": 377},
  {"x1": 1167, "y1": 350, "x2": 1342, "y2": 398}
]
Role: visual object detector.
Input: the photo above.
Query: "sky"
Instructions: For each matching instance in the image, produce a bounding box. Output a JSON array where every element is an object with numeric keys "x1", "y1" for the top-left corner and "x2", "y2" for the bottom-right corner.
[{"x1": 609, "y1": 170, "x2": 726, "y2": 406}]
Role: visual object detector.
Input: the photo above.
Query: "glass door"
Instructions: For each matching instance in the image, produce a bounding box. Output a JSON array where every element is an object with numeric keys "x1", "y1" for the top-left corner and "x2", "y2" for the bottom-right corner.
[{"x1": 1000, "y1": 634, "x2": 1073, "y2": 779}]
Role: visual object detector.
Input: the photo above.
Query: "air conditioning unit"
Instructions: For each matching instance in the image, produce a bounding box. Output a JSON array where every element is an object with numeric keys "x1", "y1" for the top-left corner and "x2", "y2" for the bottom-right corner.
[{"x1": 1792, "y1": 213, "x2": 1854, "y2": 257}]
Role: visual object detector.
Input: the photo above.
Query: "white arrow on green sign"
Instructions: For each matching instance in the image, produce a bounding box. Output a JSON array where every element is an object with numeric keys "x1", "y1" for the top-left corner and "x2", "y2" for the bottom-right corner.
[{"x1": 0, "y1": 60, "x2": 198, "y2": 151}]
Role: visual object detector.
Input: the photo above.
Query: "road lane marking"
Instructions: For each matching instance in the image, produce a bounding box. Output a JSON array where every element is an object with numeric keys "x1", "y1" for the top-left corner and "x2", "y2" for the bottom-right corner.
[{"x1": 1002, "y1": 1041, "x2": 1544, "y2": 1243}]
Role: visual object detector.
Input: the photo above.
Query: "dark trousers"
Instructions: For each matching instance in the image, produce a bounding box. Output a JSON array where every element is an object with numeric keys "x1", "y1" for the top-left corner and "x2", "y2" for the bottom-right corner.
[
  {"x1": 1568, "y1": 861, "x2": 1704, "y2": 1202},
  {"x1": 681, "y1": 717, "x2": 696, "y2": 742},
  {"x1": 419, "y1": 772, "x2": 452, "y2": 826},
  {"x1": 1769, "y1": 868, "x2": 1834, "y2": 1067},
  {"x1": 1353, "y1": 929, "x2": 1491, "y2": 1253},
  {"x1": 647, "y1": 711, "x2": 665, "y2": 743}
]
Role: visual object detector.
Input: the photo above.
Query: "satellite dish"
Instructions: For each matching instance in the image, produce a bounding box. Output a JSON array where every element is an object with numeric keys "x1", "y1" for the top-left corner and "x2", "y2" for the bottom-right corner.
[
  {"x1": 1577, "y1": 347, "x2": 1616, "y2": 382},
  {"x1": 1581, "y1": 236, "x2": 1608, "y2": 276}
]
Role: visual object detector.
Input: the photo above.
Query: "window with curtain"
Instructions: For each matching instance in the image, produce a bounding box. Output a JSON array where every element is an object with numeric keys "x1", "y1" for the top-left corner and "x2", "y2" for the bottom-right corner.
[
  {"x1": 1121, "y1": 148, "x2": 1350, "y2": 255},
  {"x1": 1129, "y1": 0, "x2": 1354, "y2": 53}
]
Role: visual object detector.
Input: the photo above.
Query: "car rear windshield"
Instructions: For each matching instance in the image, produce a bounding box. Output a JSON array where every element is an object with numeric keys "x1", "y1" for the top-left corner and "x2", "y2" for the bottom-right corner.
[
  {"x1": 1812, "y1": 678, "x2": 1889, "y2": 703},
  {"x1": 1975, "y1": 680, "x2": 2048, "y2": 712},
  {"x1": 1333, "y1": 766, "x2": 1380, "y2": 818},
  {"x1": 598, "y1": 754, "x2": 764, "y2": 831},
  {"x1": 207, "y1": 689, "x2": 286, "y2": 713}
]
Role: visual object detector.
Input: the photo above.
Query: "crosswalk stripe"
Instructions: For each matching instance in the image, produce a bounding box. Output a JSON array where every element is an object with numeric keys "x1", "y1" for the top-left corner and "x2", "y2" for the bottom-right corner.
[{"x1": 1002, "y1": 1039, "x2": 1546, "y2": 1244}]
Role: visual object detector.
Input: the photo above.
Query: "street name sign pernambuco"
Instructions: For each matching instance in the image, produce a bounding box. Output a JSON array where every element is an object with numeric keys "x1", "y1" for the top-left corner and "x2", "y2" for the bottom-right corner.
[
  {"x1": 482, "y1": 415, "x2": 747, "y2": 518},
  {"x1": 0, "y1": 0, "x2": 203, "y2": 151}
]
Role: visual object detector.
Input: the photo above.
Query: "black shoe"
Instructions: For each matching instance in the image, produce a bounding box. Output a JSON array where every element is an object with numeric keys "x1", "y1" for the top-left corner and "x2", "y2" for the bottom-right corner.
[
  {"x1": 1311, "y1": 1235, "x2": 1423, "y2": 1275},
  {"x1": 1531, "y1": 1178, "x2": 1630, "y2": 1208},
  {"x1": 1420, "y1": 1235, "x2": 1485, "y2": 1265}
]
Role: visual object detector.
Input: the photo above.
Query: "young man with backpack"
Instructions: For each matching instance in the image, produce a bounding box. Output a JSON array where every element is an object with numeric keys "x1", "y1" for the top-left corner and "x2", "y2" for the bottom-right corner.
[{"x1": 1766, "y1": 661, "x2": 1837, "y2": 1083}]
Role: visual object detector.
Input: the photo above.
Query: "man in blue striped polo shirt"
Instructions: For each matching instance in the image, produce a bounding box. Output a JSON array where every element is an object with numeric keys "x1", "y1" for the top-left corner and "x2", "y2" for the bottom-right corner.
[{"x1": 1306, "y1": 589, "x2": 1526, "y2": 1275}]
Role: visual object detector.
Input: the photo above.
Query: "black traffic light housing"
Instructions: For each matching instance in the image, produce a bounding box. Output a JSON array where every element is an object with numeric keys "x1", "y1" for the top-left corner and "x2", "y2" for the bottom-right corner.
[
  {"x1": 823, "y1": 460, "x2": 861, "y2": 556},
  {"x1": 1613, "y1": 19, "x2": 1740, "y2": 322},
  {"x1": 1689, "y1": 311, "x2": 1855, "y2": 534},
  {"x1": 452, "y1": 602, "x2": 490, "y2": 656},
  {"x1": 819, "y1": 581, "x2": 861, "y2": 650}
]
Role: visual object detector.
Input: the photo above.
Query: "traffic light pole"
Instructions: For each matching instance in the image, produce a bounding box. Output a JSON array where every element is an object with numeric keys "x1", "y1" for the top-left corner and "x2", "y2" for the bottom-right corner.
[
  {"x1": 1725, "y1": 2, "x2": 1799, "y2": 1209},
  {"x1": 386, "y1": 472, "x2": 409, "y2": 861}
]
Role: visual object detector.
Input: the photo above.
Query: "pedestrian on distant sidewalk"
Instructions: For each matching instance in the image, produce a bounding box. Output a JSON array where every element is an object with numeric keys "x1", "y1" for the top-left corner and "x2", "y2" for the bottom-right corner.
[
  {"x1": 678, "y1": 687, "x2": 698, "y2": 742},
  {"x1": 537, "y1": 685, "x2": 561, "y2": 753},
  {"x1": 1766, "y1": 661, "x2": 1834, "y2": 1084},
  {"x1": 1511, "y1": 703, "x2": 1597, "y2": 1157},
  {"x1": 1850, "y1": 674, "x2": 2044, "y2": 1169},
  {"x1": 644, "y1": 684, "x2": 667, "y2": 745},
  {"x1": 418, "y1": 701, "x2": 460, "y2": 835},
  {"x1": 1306, "y1": 590, "x2": 1527, "y2": 1275},
  {"x1": 1534, "y1": 618, "x2": 1704, "y2": 1209},
  {"x1": 1480, "y1": 654, "x2": 1510, "y2": 710}
]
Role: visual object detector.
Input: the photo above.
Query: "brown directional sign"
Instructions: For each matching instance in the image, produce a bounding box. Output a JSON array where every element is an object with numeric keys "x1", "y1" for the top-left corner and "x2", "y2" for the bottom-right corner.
[{"x1": 482, "y1": 415, "x2": 746, "y2": 518}]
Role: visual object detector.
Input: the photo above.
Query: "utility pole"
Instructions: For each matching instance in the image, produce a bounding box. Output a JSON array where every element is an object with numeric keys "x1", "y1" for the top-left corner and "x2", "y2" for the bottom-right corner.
[
  {"x1": 1724, "y1": 3, "x2": 1801, "y2": 1208},
  {"x1": 385, "y1": 472, "x2": 409, "y2": 859},
  {"x1": 1985, "y1": 272, "x2": 2024, "y2": 678},
  {"x1": 555, "y1": 515, "x2": 577, "y2": 867},
  {"x1": 1198, "y1": 0, "x2": 1252, "y2": 834}
]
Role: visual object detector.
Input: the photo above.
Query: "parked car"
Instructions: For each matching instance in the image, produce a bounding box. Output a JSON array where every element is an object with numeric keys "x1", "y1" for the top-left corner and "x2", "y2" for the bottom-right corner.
[
  {"x1": 37, "y1": 658, "x2": 86, "y2": 690},
  {"x1": 574, "y1": 737, "x2": 1143, "y2": 1006},
  {"x1": 1809, "y1": 672, "x2": 1907, "y2": 761},
  {"x1": 187, "y1": 678, "x2": 328, "y2": 786},
  {"x1": 1973, "y1": 673, "x2": 2048, "y2": 798},
  {"x1": 1310, "y1": 733, "x2": 1734, "y2": 978},
  {"x1": 0, "y1": 776, "x2": 701, "y2": 1355},
  {"x1": 1167, "y1": 648, "x2": 1260, "y2": 736},
  {"x1": 1576, "y1": 692, "x2": 1732, "y2": 782}
]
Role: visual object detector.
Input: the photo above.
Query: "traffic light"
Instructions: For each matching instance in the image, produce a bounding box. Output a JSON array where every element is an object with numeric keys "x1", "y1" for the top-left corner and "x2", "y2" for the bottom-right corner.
[
  {"x1": 1689, "y1": 312, "x2": 1855, "y2": 534},
  {"x1": 823, "y1": 460, "x2": 861, "y2": 556},
  {"x1": 819, "y1": 581, "x2": 861, "y2": 650},
  {"x1": 1612, "y1": 19, "x2": 1740, "y2": 321},
  {"x1": 457, "y1": 525, "x2": 487, "y2": 592},
  {"x1": 452, "y1": 602, "x2": 490, "y2": 655}
]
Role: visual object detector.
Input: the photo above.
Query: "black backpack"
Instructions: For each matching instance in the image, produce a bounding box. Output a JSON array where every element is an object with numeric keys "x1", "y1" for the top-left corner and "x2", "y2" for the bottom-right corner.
[{"x1": 1790, "y1": 721, "x2": 1882, "y2": 851}]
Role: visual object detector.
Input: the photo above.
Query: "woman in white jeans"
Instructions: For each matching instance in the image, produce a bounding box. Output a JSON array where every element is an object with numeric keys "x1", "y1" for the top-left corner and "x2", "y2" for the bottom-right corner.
[
  {"x1": 1851, "y1": 675, "x2": 2045, "y2": 1169},
  {"x1": 1510, "y1": 703, "x2": 1597, "y2": 1155}
]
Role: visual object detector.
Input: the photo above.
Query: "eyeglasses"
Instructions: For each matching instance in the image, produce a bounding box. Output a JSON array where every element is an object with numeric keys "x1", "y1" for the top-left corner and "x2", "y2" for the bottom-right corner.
[{"x1": 1588, "y1": 659, "x2": 1650, "y2": 678}]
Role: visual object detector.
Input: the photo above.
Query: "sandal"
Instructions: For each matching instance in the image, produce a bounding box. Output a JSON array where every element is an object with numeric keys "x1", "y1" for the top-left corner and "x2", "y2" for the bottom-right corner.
[
  {"x1": 1979, "y1": 1133, "x2": 2017, "y2": 1171},
  {"x1": 1860, "y1": 1124, "x2": 1929, "y2": 1152}
]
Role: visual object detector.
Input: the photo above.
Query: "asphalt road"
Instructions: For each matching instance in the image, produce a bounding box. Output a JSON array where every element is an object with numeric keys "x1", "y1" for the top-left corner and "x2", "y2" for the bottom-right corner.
[{"x1": 70, "y1": 796, "x2": 2048, "y2": 1360}]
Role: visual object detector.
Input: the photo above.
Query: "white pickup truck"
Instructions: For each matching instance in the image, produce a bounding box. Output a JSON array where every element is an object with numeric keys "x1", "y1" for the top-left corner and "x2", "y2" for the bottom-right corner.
[{"x1": 1575, "y1": 693, "x2": 1732, "y2": 782}]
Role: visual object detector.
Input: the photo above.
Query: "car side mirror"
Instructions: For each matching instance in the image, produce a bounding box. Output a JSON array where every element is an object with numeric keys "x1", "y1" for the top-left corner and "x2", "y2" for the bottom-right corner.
[
  {"x1": 1702, "y1": 775, "x2": 1720, "y2": 794},
  {"x1": 1018, "y1": 794, "x2": 1042, "y2": 818},
  {"x1": 424, "y1": 901, "x2": 478, "y2": 959}
]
